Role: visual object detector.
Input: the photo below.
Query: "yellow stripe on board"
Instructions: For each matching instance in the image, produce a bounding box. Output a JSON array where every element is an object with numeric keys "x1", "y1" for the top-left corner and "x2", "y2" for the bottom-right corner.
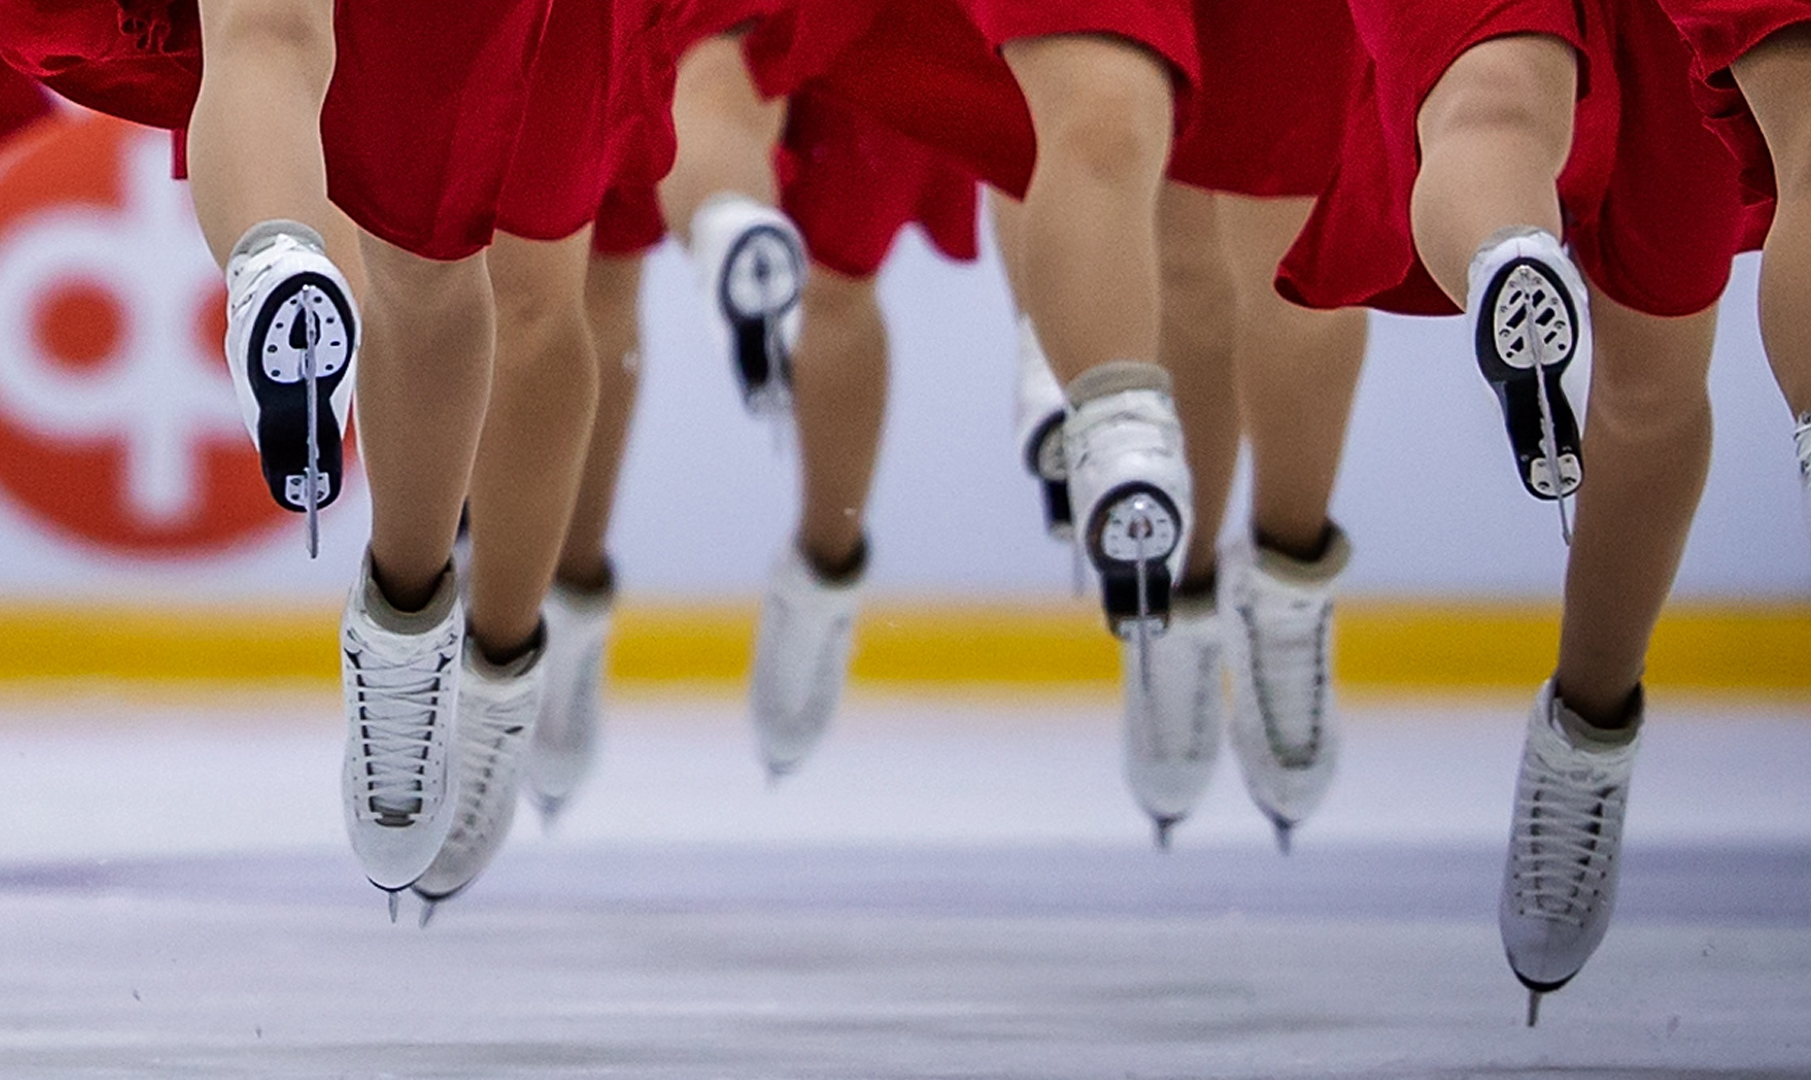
[{"x1": 0, "y1": 599, "x2": 1805, "y2": 694}]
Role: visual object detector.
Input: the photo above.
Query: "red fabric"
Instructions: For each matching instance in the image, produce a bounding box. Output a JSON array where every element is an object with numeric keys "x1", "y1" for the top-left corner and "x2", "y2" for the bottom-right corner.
[
  {"x1": 958, "y1": 0, "x2": 1198, "y2": 84},
  {"x1": 765, "y1": 0, "x2": 1201, "y2": 199},
  {"x1": 321, "y1": 0, "x2": 552, "y2": 260},
  {"x1": 1279, "y1": 0, "x2": 1755, "y2": 318},
  {"x1": 591, "y1": 180, "x2": 666, "y2": 256},
  {"x1": 1168, "y1": 0, "x2": 1363, "y2": 198},
  {"x1": 0, "y1": 0, "x2": 200, "y2": 131},
  {"x1": 497, "y1": 0, "x2": 678, "y2": 242},
  {"x1": 777, "y1": 84, "x2": 979, "y2": 277},
  {"x1": 1652, "y1": 0, "x2": 1808, "y2": 219},
  {"x1": 777, "y1": 0, "x2": 1033, "y2": 196},
  {"x1": 588, "y1": 86, "x2": 981, "y2": 279},
  {"x1": 0, "y1": 58, "x2": 56, "y2": 144},
  {"x1": 668, "y1": 0, "x2": 788, "y2": 51},
  {"x1": 741, "y1": 0, "x2": 878, "y2": 96}
]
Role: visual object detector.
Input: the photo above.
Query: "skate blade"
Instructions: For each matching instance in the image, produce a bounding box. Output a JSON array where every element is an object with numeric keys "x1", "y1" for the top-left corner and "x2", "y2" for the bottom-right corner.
[
  {"x1": 1270, "y1": 817, "x2": 1294, "y2": 856},
  {"x1": 1092, "y1": 490, "x2": 1179, "y2": 637},
  {"x1": 1526, "y1": 988, "x2": 1543, "y2": 1028},
  {"x1": 418, "y1": 897, "x2": 439, "y2": 930},
  {"x1": 376, "y1": 885, "x2": 401, "y2": 924},
  {"x1": 532, "y1": 795, "x2": 567, "y2": 835},
  {"x1": 1151, "y1": 815, "x2": 1181, "y2": 851},
  {"x1": 303, "y1": 282, "x2": 322, "y2": 558}
]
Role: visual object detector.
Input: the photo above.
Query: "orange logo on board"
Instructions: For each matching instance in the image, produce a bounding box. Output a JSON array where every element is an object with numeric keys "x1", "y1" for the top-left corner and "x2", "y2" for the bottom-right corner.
[{"x1": 0, "y1": 111, "x2": 289, "y2": 555}]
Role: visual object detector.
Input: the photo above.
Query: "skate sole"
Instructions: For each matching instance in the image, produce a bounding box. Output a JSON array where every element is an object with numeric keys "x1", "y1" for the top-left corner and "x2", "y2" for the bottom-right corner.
[
  {"x1": 719, "y1": 223, "x2": 803, "y2": 410},
  {"x1": 1475, "y1": 258, "x2": 1582, "y2": 501},
  {"x1": 246, "y1": 271, "x2": 354, "y2": 513},
  {"x1": 1085, "y1": 482, "x2": 1181, "y2": 635}
]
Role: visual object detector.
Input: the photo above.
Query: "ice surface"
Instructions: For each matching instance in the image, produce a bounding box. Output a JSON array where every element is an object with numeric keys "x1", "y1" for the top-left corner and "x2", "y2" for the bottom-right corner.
[{"x1": 0, "y1": 690, "x2": 1806, "y2": 1078}]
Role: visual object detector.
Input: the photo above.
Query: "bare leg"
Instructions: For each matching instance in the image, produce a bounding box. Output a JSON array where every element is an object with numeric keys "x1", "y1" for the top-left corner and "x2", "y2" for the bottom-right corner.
[
  {"x1": 557, "y1": 252, "x2": 645, "y2": 592},
  {"x1": 357, "y1": 234, "x2": 494, "y2": 613},
  {"x1": 792, "y1": 264, "x2": 887, "y2": 570},
  {"x1": 1555, "y1": 290, "x2": 1717, "y2": 726},
  {"x1": 1411, "y1": 34, "x2": 1576, "y2": 305},
  {"x1": 988, "y1": 186, "x2": 1029, "y2": 302},
  {"x1": 1155, "y1": 182, "x2": 1238, "y2": 583},
  {"x1": 1733, "y1": 27, "x2": 1811, "y2": 415},
  {"x1": 658, "y1": 33, "x2": 786, "y2": 244},
  {"x1": 186, "y1": 0, "x2": 358, "y2": 275},
  {"x1": 1218, "y1": 194, "x2": 1367, "y2": 557},
  {"x1": 467, "y1": 230, "x2": 600, "y2": 662},
  {"x1": 1002, "y1": 33, "x2": 1173, "y2": 383}
]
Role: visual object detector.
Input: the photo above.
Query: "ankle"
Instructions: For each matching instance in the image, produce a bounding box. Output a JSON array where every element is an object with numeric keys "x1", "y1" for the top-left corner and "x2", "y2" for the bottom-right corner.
[
  {"x1": 368, "y1": 555, "x2": 453, "y2": 620},
  {"x1": 554, "y1": 554, "x2": 616, "y2": 598},
  {"x1": 1254, "y1": 523, "x2": 1335, "y2": 564},
  {"x1": 801, "y1": 535, "x2": 868, "y2": 584},
  {"x1": 1553, "y1": 680, "x2": 1644, "y2": 738},
  {"x1": 470, "y1": 620, "x2": 546, "y2": 673}
]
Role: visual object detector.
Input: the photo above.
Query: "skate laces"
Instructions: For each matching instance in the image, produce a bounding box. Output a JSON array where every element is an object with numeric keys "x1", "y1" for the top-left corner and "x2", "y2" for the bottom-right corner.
[
  {"x1": 1130, "y1": 627, "x2": 1219, "y2": 760},
  {"x1": 345, "y1": 626, "x2": 457, "y2": 820},
  {"x1": 1794, "y1": 412, "x2": 1811, "y2": 483},
  {"x1": 541, "y1": 636, "x2": 603, "y2": 751},
  {"x1": 1240, "y1": 589, "x2": 1330, "y2": 767},
  {"x1": 448, "y1": 681, "x2": 535, "y2": 840},
  {"x1": 1509, "y1": 732, "x2": 1627, "y2": 927}
]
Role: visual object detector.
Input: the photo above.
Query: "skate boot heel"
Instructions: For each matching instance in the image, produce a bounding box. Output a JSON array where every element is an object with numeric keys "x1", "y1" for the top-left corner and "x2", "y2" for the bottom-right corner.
[
  {"x1": 1088, "y1": 485, "x2": 1181, "y2": 637},
  {"x1": 283, "y1": 470, "x2": 333, "y2": 509},
  {"x1": 694, "y1": 197, "x2": 806, "y2": 419},
  {"x1": 226, "y1": 224, "x2": 358, "y2": 556}
]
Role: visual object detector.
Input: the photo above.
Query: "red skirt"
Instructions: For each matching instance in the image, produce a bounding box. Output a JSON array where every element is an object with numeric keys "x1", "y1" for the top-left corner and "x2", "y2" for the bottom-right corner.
[
  {"x1": 1652, "y1": 0, "x2": 1808, "y2": 221},
  {"x1": 958, "y1": 0, "x2": 1198, "y2": 82},
  {"x1": 591, "y1": 181, "x2": 667, "y2": 257},
  {"x1": 321, "y1": 0, "x2": 553, "y2": 260},
  {"x1": 776, "y1": 84, "x2": 978, "y2": 277},
  {"x1": 1279, "y1": 0, "x2": 1756, "y2": 318},
  {"x1": 766, "y1": 0, "x2": 1195, "y2": 199},
  {"x1": 0, "y1": 58, "x2": 55, "y2": 143},
  {"x1": 0, "y1": 0, "x2": 200, "y2": 131},
  {"x1": 668, "y1": 0, "x2": 790, "y2": 51},
  {"x1": 590, "y1": 85, "x2": 979, "y2": 278},
  {"x1": 497, "y1": 0, "x2": 678, "y2": 242},
  {"x1": 1169, "y1": 0, "x2": 1363, "y2": 198}
]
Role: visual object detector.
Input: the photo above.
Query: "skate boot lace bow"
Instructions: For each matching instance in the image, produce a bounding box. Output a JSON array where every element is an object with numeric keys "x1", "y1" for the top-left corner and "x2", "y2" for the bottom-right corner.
[
  {"x1": 1509, "y1": 757, "x2": 1624, "y2": 928},
  {"x1": 346, "y1": 628, "x2": 456, "y2": 820}
]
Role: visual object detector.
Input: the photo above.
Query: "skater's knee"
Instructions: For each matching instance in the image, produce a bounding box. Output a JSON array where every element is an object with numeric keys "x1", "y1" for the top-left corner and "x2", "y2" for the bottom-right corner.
[
  {"x1": 491, "y1": 241, "x2": 592, "y2": 350},
  {"x1": 200, "y1": 0, "x2": 334, "y2": 81},
  {"x1": 800, "y1": 263, "x2": 878, "y2": 321},
  {"x1": 360, "y1": 235, "x2": 491, "y2": 337},
  {"x1": 1009, "y1": 36, "x2": 1173, "y2": 191},
  {"x1": 1588, "y1": 305, "x2": 1716, "y2": 439},
  {"x1": 1418, "y1": 35, "x2": 1576, "y2": 177}
]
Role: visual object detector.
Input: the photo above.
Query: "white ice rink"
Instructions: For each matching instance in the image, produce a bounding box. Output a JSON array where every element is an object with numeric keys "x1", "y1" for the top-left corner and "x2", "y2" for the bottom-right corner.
[{"x1": 1, "y1": 687, "x2": 1808, "y2": 1078}]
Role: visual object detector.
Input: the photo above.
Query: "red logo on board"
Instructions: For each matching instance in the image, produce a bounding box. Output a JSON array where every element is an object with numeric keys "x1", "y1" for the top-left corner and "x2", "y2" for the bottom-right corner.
[{"x1": 0, "y1": 111, "x2": 290, "y2": 555}]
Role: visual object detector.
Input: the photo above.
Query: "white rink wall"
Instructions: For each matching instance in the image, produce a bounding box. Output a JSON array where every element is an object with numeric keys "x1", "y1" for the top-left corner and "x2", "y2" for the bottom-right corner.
[{"x1": 0, "y1": 113, "x2": 1807, "y2": 606}]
